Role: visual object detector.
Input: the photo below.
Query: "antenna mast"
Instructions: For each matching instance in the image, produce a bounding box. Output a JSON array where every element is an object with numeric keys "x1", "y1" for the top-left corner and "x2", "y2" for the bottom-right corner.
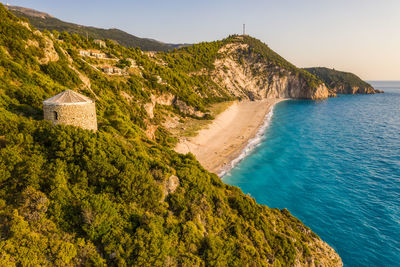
[{"x1": 243, "y1": 24, "x2": 246, "y2": 35}]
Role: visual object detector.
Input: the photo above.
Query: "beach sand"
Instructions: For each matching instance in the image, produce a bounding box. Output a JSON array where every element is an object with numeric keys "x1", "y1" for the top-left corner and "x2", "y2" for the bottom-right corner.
[{"x1": 175, "y1": 99, "x2": 284, "y2": 175}]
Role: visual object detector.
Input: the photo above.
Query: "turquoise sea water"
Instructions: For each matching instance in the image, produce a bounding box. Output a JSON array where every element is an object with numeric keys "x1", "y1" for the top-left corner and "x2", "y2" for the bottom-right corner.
[{"x1": 224, "y1": 81, "x2": 400, "y2": 266}]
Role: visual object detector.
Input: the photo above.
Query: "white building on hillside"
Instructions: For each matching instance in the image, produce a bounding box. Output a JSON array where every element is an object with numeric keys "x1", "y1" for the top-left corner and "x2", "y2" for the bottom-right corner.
[{"x1": 94, "y1": 39, "x2": 106, "y2": 48}]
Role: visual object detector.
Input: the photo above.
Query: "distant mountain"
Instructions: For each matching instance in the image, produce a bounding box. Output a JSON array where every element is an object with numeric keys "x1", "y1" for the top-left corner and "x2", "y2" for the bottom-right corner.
[
  {"x1": 5, "y1": 5, "x2": 52, "y2": 18},
  {"x1": 304, "y1": 67, "x2": 383, "y2": 94},
  {"x1": 6, "y1": 5, "x2": 185, "y2": 51}
]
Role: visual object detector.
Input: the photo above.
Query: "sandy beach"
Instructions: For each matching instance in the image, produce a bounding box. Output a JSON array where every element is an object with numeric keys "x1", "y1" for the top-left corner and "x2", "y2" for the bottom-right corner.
[{"x1": 175, "y1": 98, "x2": 284, "y2": 175}]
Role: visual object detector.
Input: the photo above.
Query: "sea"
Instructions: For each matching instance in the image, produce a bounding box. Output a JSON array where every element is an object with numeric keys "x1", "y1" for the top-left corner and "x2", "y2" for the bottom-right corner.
[{"x1": 223, "y1": 81, "x2": 400, "y2": 266}]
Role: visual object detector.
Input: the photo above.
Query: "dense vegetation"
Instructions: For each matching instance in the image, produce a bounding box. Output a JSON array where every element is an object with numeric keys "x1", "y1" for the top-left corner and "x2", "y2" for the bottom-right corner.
[
  {"x1": 7, "y1": 5, "x2": 183, "y2": 52},
  {"x1": 304, "y1": 67, "x2": 377, "y2": 93},
  {"x1": 0, "y1": 4, "x2": 340, "y2": 266},
  {"x1": 1, "y1": 108, "x2": 326, "y2": 266}
]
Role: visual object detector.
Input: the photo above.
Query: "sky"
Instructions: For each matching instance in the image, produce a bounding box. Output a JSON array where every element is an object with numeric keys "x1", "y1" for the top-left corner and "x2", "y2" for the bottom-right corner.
[{"x1": 3, "y1": 0, "x2": 400, "y2": 80}]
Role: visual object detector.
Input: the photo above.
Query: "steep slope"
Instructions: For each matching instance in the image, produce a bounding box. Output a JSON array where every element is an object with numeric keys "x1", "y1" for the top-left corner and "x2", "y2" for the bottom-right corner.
[
  {"x1": 212, "y1": 36, "x2": 331, "y2": 100},
  {"x1": 160, "y1": 35, "x2": 331, "y2": 100},
  {"x1": 304, "y1": 67, "x2": 383, "y2": 94},
  {"x1": 6, "y1": 5, "x2": 184, "y2": 51},
  {"x1": 0, "y1": 4, "x2": 341, "y2": 266}
]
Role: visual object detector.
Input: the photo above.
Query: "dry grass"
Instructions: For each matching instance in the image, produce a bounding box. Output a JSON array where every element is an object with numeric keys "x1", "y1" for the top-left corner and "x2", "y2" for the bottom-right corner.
[{"x1": 173, "y1": 101, "x2": 235, "y2": 137}]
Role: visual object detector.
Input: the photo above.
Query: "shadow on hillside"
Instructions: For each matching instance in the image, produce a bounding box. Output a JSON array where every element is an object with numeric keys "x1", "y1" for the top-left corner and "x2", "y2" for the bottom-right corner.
[{"x1": 8, "y1": 103, "x2": 43, "y2": 120}]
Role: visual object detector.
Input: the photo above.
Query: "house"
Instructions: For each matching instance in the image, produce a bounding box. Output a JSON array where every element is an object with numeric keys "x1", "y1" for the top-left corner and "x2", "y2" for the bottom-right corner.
[
  {"x1": 94, "y1": 39, "x2": 106, "y2": 48},
  {"x1": 102, "y1": 66, "x2": 123, "y2": 75},
  {"x1": 102, "y1": 66, "x2": 114, "y2": 74},
  {"x1": 113, "y1": 67, "x2": 122, "y2": 75},
  {"x1": 90, "y1": 50, "x2": 106, "y2": 59},
  {"x1": 78, "y1": 49, "x2": 90, "y2": 56},
  {"x1": 78, "y1": 49, "x2": 106, "y2": 58}
]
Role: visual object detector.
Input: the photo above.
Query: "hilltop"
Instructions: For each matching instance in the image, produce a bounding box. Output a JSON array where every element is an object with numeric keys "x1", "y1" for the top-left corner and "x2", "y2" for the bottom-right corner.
[
  {"x1": 0, "y1": 4, "x2": 341, "y2": 266},
  {"x1": 304, "y1": 67, "x2": 383, "y2": 94},
  {"x1": 6, "y1": 5, "x2": 185, "y2": 51},
  {"x1": 209, "y1": 36, "x2": 330, "y2": 99}
]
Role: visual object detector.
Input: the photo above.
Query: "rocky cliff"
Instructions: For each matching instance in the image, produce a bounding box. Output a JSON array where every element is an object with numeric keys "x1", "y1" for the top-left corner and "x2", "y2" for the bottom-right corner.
[
  {"x1": 211, "y1": 37, "x2": 330, "y2": 100},
  {"x1": 304, "y1": 67, "x2": 383, "y2": 94}
]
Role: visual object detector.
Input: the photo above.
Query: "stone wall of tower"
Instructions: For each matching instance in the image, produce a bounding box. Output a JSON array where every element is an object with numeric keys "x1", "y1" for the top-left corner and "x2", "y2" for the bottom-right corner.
[{"x1": 43, "y1": 102, "x2": 97, "y2": 131}]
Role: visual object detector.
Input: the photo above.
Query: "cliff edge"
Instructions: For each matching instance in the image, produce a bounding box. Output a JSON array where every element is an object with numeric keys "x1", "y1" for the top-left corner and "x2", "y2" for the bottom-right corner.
[
  {"x1": 211, "y1": 36, "x2": 330, "y2": 100},
  {"x1": 304, "y1": 67, "x2": 383, "y2": 94}
]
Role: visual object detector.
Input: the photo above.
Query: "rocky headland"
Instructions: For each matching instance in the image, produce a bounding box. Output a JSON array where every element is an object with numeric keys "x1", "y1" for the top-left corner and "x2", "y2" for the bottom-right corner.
[{"x1": 304, "y1": 67, "x2": 383, "y2": 95}]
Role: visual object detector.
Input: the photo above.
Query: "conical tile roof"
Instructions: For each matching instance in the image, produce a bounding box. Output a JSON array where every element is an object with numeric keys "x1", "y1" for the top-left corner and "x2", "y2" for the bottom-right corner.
[{"x1": 43, "y1": 90, "x2": 93, "y2": 105}]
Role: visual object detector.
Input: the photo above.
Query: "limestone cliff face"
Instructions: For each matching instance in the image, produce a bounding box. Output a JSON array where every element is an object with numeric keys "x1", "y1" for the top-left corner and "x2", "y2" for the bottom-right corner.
[
  {"x1": 212, "y1": 42, "x2": 330, "y2": 100},
  {"x1": 143, "y1": 93, "x2": 204, "y2": 120}
]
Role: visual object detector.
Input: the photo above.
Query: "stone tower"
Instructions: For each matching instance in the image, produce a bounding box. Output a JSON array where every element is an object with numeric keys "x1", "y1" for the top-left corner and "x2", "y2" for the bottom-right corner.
[{"x1": 43, "y1": 90, "x2": 97, "y2": 131}]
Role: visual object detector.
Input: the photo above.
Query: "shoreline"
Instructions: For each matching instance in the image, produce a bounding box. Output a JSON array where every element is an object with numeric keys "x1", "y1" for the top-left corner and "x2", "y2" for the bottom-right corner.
[{"x1": 175, "y1": 98, "x2": 284, "y2": 176}]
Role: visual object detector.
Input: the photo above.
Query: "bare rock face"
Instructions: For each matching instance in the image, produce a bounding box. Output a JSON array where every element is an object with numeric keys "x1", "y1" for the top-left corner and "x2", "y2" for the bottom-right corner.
[
  {"x1": 144, "y1": 93, "x2": 204, "y2": 119},
  {"x1": 39, "y1": 35, "x2": 59, "y2": 64},
  {"x1": 19, "y1": 187, "x2": 49, "y2": 221},
  {"x1": 174, "y1": 99, "x2": 204, "y2": 117},
  {"x1": 144, "y1": 124, "x2": 158, "y2": 140},
  {"x1": 143, "y1": 102, "x2": 155, "y2": 119},
  {"x1": 25, "y1": 32, "x2": 59, "y2": 65},
  {"x1": 163, "y1": 175, "x2": 180, "y2": 196},
  {"x1": 298, "y1": 238, "x2": 343, "y2": 267},
  {"x1": 212, "y1": 43, "x2": 330, "y2": 100},
  {"x1": 152, "y1": 93, "x2": 175, "y2": 106},
  {"x1": 144, "y1": 93, "x2": 175, "y2": 119}
]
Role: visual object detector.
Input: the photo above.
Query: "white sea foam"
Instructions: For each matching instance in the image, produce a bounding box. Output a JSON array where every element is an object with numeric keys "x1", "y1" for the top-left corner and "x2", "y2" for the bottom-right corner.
[{"x1": 219, "y1": 104, "x2": 276, "y2": 177}]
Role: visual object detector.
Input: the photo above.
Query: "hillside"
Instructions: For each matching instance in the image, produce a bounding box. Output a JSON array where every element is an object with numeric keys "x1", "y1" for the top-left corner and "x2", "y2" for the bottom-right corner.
[
  {"x1": 6, "y1": 5, "x2": 183, "y2": 52},
  {"x1": 210, "y1": 36, "x2": 330, "y2": 99},
  {"x1": 158, "y1": 35, "x2": 331, "y2": 101},
  {"x1": 304, "y1": 67, "x2": 383, "y2": 94},
  {"x1": 0, "y1": 4, "x2": 341, "y2": 266}
]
